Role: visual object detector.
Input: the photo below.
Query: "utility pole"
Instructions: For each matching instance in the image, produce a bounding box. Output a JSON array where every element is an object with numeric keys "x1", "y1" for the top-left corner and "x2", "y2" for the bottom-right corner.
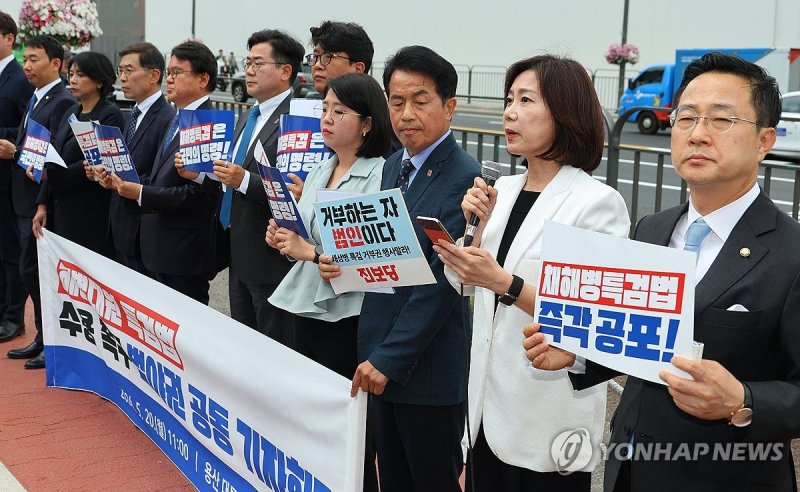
[
  {"x1": 617, "y1": 0, "x2": 630, "y2": 104},
  {"x1": 191, "y1": 0, "x2": 196, "y2": 38}
]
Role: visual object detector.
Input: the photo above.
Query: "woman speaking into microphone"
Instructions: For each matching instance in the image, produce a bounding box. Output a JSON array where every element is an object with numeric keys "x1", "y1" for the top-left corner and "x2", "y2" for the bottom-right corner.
[{"x1": 435, "y1": 55, "x2": 630, "y2": 491}]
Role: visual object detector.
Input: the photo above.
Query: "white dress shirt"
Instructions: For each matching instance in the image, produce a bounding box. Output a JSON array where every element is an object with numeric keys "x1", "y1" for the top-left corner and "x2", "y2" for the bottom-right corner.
[
  {"x1": 132, "y1": 90, "x2": 163, "y2": 131},
  {"x1": 400, "y1": 130, "x2": 451, "y2": 186},
  {"x1": 669, "y1": 182, "x2": 760, "y2": 282},
  {"x1": 232, "y1": 88, "x2": 291, "y2": 193}
]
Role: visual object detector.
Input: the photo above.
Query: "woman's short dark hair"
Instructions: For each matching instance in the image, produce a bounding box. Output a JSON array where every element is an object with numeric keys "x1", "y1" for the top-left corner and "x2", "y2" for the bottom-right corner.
[
  {"x1": 69, "y1": 52, "x2": 116, "y2": 98},
  {"x1": 323, "y1": 73, "x2": 391, "y2": 158},
  {"x1": 171, "y1": 40, "x2": 217, "y2": 92},
  {"x1": 504, "y1": 55, "x2": 605, "y2": 172}
]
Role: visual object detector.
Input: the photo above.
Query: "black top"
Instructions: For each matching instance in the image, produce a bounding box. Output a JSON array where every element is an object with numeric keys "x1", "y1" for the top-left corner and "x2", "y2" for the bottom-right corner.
[{"x1": 496, "y1": 189, "x2": 541, "y2": 268}]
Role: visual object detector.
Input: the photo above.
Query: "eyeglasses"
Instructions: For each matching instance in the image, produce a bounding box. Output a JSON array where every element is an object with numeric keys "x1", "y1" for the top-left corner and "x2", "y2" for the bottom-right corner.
[
  {"x1": 116, "y1": 66, "x2": 151, "y2": 77},
  {"x1": 243, "y1": 59, "x2": 284, "y2": 72},
  {"x1": 669, "y1": 108, "x2": 759, "y2": 134},
  {"x1": 165, "y1": 68, "x2": 196, "y2": 79},
  {"x1": 313, "y1": 105, "x2": 361, "y2": 122},
  {"x1": 305, "y1": 53, "x2": 350, "y2": 67}
]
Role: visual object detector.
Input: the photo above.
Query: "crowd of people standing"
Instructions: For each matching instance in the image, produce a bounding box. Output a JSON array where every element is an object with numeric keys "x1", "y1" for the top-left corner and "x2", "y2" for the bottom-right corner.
[{"x1": 1, "y1": 10, "x2": 800, "y2": 492}]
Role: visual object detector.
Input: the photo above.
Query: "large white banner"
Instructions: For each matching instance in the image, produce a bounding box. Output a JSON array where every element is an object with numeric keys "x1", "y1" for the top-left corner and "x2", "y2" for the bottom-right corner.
[
  {"x1": 38, "y1": 229, "x2": 366, "y2": 492},
  {"x1": 534, "y1": 221, "x2": 696, "y2": 384}
]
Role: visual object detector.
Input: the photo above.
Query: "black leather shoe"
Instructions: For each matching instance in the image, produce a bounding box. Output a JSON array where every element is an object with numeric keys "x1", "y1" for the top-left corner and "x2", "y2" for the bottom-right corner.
[
  {"x1": 24, "y1": 352, "x2": 45, "y2": 369},
  {"x1": 8, "y1": 341, "x2": 44, "y2": 359},
  {"x1": 0, "y1": 320, "x2": 24, "y2": 343}
]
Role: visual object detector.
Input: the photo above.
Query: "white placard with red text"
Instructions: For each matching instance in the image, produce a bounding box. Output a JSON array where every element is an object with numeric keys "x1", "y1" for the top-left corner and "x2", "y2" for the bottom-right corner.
[
  {"x1": 534, "y1": 221, "x2": 696, "y2": 384},
  {"x1": 38, "y1": 229, "x2": 366, "y2": 491}
]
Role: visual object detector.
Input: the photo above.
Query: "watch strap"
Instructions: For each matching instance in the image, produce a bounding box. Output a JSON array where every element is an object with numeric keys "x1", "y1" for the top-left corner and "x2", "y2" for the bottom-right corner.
[{"x1": 498, "y1": 275, "x2": 524, "y2": 306}]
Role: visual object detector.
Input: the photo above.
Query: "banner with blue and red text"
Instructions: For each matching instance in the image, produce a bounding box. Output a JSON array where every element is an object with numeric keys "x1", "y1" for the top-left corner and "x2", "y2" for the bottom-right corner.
[
  {"x1": 534, "y1": 221, "x2": 696, "y2": 383},
  {"x1": 38, "y1": 230, "x2": 367, "y2": 491}
]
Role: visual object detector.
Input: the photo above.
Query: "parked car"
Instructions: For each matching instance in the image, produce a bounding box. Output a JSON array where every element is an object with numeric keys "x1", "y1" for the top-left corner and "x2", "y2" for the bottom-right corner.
[
  {"x1": 106, "y1": 85, "x2": 135, "y2": 110},
  {"x1": 770, "y1": 91, "x2": 800, "y2": 162},
  {"x1": 231, "y1": 63, "x2": 316, "y2": 102}
]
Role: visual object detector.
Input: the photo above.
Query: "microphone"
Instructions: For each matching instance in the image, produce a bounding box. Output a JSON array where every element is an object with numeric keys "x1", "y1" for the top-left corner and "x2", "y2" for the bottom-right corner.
[{"x1": 464, "y1": 160, "x2": 502, "y2": 247}]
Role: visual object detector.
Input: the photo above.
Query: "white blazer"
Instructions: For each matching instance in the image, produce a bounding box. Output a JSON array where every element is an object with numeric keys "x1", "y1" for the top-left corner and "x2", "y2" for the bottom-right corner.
[{"x1": 446, "y1": 165, "x2": 630, "y2": 472}]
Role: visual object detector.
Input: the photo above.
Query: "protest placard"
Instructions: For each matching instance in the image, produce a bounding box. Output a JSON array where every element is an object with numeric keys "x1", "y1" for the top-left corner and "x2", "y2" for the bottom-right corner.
[
  {"x1": 94, "y1": 124, "x2": 140, "y2": 183},
  {"x1": 18, "y1": 119, "x2": 65, "y2": 182},
  {"x1": 179, "y1": 110, "x2": 234, "y2": 172},
  {"x1": 254, "y1": 140, "x2": 309, "y2": 238},
  {"x1": 275, "y1": 114, "x2": 331, "y2": 182},
  {"x1": 534, "y1": 221, "x2": 696, "y2": 383},
  {"x1": 68, "y1": 118, "x2": 103, "y2": 167},
  {"x1": 314, "y1": 189, "x2": 436, "y2": 294}
]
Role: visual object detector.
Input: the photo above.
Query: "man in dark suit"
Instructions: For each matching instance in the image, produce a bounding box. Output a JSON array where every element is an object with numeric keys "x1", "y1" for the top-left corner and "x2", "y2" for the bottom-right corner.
[
  {"x1": 202, "y1": 30, "x2": 303, "y2": 345},
  {"x1": 524, "y1": 53, "x2": 800, "y2": 491},
  {"x1": 0, "y1": 12, "x2": 33, "y2": 343},
  {"x1": 97, "y1": 42, "x2": 175, "y2": 275},
  {"x1": 111, "y1": 41, "x2": 219, "y2": 304},
  {"x1": 321, "y1": 46, "x2": 479, "y2": 492},
  {"x1": 0, "y1": 35, "x2": 74, "y2": 365}
]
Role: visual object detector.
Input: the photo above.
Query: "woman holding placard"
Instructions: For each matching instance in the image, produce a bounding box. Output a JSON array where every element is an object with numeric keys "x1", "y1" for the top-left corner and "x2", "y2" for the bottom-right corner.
[
  {"x1": 31, "y1": 51, "x2": 123, "y2": 256},
  {"x1": 435, "y1": 55, "x2": 630, "y2": 491},
  {"x1": 266, "y1": 72, "x2": 391, "y2": 492}
]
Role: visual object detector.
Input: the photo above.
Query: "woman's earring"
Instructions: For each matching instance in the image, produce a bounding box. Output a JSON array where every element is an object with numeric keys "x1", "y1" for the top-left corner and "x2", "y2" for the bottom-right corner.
[{"x1": 362, "y1": 132, "x2": 367, "y2": 137}]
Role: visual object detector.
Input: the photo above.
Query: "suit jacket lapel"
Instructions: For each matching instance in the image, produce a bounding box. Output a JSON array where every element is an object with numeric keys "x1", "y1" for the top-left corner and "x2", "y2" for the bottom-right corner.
[
  {"x1": 694, "y1": 192, "x2": 773, "y2": 313},
  {"x1": 0, "y1": 62, "x2": 13, "y2": 91},
  {"x1": 402, "y1": 133, "x2": 457, "y2": 210},
  {"x1": 499, "y1": 166, "x2": 581, "y2": 278},
  {"x1": 31, "y1": 83, "x2": 64, "y2": 121},
  {"x1": 244, "y1": 95, "x2": 290, "y2": 171},
  {"x1": 152, "y1": 98, "x2": 211, "y2": 178},
  {"x1": 129, "y1": 95, "x2": 166, "y2": 149}
]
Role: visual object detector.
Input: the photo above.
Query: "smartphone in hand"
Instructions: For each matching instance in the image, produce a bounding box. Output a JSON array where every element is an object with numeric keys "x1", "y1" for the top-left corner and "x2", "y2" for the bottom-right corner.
[{"x1": 417, "y1": 216, "x2": 455, "y2": 245}]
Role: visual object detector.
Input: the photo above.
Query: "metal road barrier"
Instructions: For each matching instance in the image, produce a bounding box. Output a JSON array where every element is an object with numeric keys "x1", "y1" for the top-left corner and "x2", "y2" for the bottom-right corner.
[{"x1": 208, "y1": 99, "x2": 800, "y2": 226}]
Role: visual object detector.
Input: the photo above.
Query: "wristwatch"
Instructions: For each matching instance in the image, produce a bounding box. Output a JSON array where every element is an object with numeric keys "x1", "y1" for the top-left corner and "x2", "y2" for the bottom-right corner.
[
  {"x1": 498, "y1": 275, "x2": 524, "y2": 306},
  {"x1": 729, "y1": 383, "x2": 753, "y2": 427}
]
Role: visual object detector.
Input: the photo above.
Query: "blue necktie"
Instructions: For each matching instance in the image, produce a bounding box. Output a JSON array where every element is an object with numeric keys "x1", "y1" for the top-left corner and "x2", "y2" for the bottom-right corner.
[
  {"x1": 219, "y1": 105, "x2": 261, "y2": 229},
  {"x1": 683, "y1": 218, "x2": 712, "y2": 261},
  {"x1": 396, "y1": 158, "x2": 415, "y2": 194},
  {"x1": 125, "y1": 106, "x2": 141, "y2": 145},
  {"x1": 24, "y1": 94, "x2": 37, "y2": 127},
  {"x1": 162, "y1": 112, "x2": 180, "y2": 152}
]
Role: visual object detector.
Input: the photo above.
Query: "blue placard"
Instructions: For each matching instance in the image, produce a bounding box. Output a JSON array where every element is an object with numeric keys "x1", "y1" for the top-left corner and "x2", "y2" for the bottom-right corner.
[
  {"x1": 179, "y1": 110, "x2": 235, "y2": 172},
  {"x1": 17, "y1": 119, "x2": 51, "y2": 183},
  {"x1": 94, "y1": 124, "x2": 141, "y2": 184},
  {"x1": 276, "y1": 115, "x2": 331, "y2": 182},
  {"x1": 257, "y1": 163, "x2": 309, "y2": 238}
]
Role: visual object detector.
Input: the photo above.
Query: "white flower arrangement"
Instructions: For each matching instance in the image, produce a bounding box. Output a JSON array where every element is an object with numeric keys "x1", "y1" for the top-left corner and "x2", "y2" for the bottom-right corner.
[{"x1": 18, "y1": 0, "x2": 103, "y2": 48}]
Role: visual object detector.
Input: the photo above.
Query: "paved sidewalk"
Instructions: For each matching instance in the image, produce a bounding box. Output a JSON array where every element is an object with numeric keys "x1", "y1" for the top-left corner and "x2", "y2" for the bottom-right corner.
[{"x1": 0, "y1": 300, "x2": 193, "y2": 492}]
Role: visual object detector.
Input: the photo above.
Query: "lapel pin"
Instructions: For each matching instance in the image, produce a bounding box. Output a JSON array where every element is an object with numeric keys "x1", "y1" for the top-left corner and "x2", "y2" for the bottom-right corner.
[
  {"x1": 426, "y1": 169, "x2": 432, "y2": 177},
  {"x1": 739, "y1": 247, "x2": 751, "y2": 258}
]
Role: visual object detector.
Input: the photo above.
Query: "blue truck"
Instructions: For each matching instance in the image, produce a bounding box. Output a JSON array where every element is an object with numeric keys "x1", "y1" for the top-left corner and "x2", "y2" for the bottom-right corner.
[{"x1": 618, "y1": 48, "x2": 800, "y2": 134}]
